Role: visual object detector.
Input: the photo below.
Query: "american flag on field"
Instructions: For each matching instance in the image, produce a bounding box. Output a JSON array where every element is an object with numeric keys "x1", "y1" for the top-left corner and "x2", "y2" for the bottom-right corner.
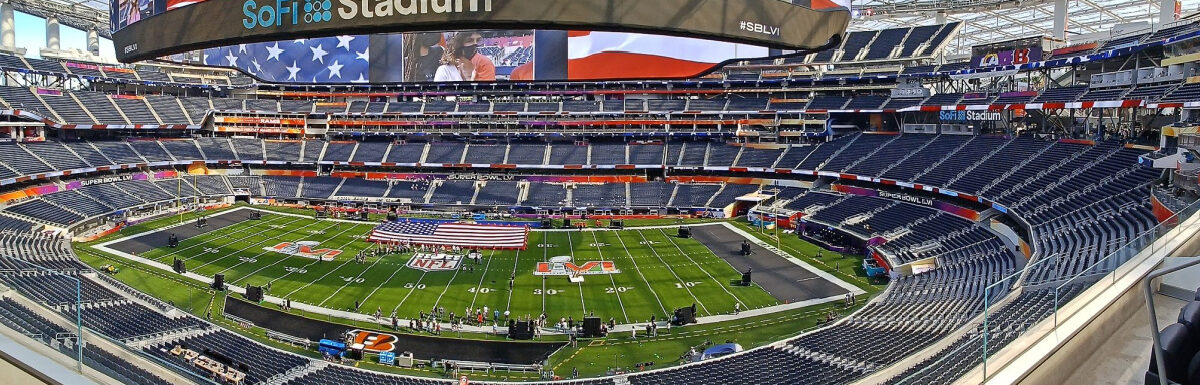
[
  {"x1": 203, "y1": 36, "x2": 370, "y2": 83},
  {"x1": 368, "y1": 221, "x2": 529, "y2": 250}
]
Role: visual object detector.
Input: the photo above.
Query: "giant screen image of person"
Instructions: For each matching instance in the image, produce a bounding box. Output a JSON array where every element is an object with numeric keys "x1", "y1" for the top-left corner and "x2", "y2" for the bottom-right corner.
[{"x1": 434, "y1": 32, "x2": 496, "y2": 82}]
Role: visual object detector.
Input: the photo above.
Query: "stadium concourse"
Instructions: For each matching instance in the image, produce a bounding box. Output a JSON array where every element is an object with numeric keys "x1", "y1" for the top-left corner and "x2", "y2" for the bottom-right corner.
[{"x1": 0, "y1": 0, "x2": 1196, "y2": 384}]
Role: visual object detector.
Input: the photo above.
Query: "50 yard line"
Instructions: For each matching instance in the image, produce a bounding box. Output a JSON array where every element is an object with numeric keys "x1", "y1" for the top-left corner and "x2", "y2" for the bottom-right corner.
[
  {"x1": 503, "y1": 244, "x2": 521, "y2": 312},
  {"x1": 564, "y1": 231, "x2": 587, "y2": 316}
]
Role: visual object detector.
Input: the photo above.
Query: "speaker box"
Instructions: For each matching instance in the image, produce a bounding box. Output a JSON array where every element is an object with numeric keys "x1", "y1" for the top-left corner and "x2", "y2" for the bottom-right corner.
[
  {"x1": 212, "y1": 274, "x2": 225, "y2": 291},
  {"x1": 742, "y1": 271, "x2": 752, "y2": 286},
  {"x1": 582, "y1": 317, "x2": 602, "y2": 338},
  {"x1": 672, "y1": 307, "x2": 696, "y2": 326},
  {"x1": 677, "y1": 227, "x2": 691, "y2": 238},
  {"x1": 167, "y1": 234, "x2": 179, "y2": 248},
  {"x1": 173, "y1": 258, "x2": 186, "y2": 274},
  {"x1": 540, "y1": 219, "x2": 552, "y2": 228},
  {"x1": 561, "y1": 219, "x2": 572, "y2": 229},
  {"x1": 509, "y1": 321, "x2": 534, "y2": 340},
  {"x1": 245, "y1": 285, "x2": 263, "y2": 302},
  {"x1": 740, "y1": 241, "x2": 752, "y2": 255}
]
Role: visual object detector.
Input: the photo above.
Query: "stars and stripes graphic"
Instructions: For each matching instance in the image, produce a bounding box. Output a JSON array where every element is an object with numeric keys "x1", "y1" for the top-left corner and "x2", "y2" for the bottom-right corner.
[
  {"x1": 368, "y1": 221, "x2": 529, "y2": 250},
  {"x1": 203, "y1": 35, "x2": 370, "y2": 83}
]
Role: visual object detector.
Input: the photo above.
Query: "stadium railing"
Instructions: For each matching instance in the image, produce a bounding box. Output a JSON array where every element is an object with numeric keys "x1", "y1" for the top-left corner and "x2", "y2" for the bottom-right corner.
[
  {"x1": 991, "y1": 197, "x2": 1198, "y2": 382},
  {"x1": 0, "y1": 258, "x2": 84, "y2": 371},
  {"x1": 889, "y1": 196, "x2": 1200, "y2": 384}
]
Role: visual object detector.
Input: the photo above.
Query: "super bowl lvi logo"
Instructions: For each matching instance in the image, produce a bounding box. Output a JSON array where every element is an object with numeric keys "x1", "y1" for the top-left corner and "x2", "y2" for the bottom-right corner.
[
  {"x1": 264, "y1": 241, "x2": 342, "y2": 261},
  {"x1": 535, "y1": 255, "x2": 619, "y2": 276}
]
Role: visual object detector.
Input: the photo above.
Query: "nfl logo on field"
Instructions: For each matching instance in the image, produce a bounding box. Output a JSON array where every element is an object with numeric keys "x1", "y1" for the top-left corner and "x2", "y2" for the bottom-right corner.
[{"x1": 406, "y1": 253, "x2": 463, "y2": 272}]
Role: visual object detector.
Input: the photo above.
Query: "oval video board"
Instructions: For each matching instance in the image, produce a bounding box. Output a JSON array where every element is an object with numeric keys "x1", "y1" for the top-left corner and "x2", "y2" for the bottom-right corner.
[{"x1": 112, "y1": 0, "x2": 850, "y2": 63}]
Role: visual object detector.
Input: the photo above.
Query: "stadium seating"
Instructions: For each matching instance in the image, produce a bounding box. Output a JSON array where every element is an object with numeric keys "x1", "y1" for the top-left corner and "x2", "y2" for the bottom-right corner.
[
  {"x1": 111, "y1": 97, "x2": 159, "y2": 124},
  {"x1": 670, "y1": 184, "x2": 721, "y2": 208},
  {"x1": 231, "y1": 138, "x2": 265, "y2": 160},
  {"x1": 264, "y1": 140, "x2": 302, "y2": 162},
  {"x1": 429, "y1": 180, "x2": 475, "y2": 204},
  {"x1": 322, "y1": 142, "x2": 357, "y2": 162},
  {"x1": 336, "y1": 178, "x2": 388, "y2": 198},
  {"x1": 426, "y1": 142, "x2": 466, "y2": 164},
  {"x1": 0, "y1": 20, "x2": 1185, "y2": 383},
  {"x1": 386, "y1": 180, "x2": 431, "y2": 202},
  {"x1": 549, "y1": 144, "x2": 588, "y2": 165},
  {"x1": 387, "y1": 142, "x2": 426, "y2": 164},
  {"x1": 195, "y1": 138, "x2": 236, "y2": 160},
  {"x1": 475, "y1": 181, "x2": 520, "y2": 206},
  {"x1": 21, "y1": 141, "x2": 89, "y2": 170},
  {"x1": 263, "y1": 176, "x2": 303, "y2": 197},
  {"x1": 128, "y1": 140, "x2": 173, "y2": 162},
  {"x1": 301, "y1": 177, "x2": 341, "y2": 199},
  {"x1": 463, "y1": 144, "x2": 507, "y2": 164},
  {"x1": 148, "y1": 330, "x2": 309, "y2": 385},
  {"x1": 524, "y1": 183, "x2": 568, "y2": 207}
]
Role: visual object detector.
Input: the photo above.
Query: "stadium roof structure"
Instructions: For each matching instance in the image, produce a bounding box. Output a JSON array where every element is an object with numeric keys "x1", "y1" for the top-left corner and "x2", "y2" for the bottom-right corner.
[
  {"x1": 850, "y1": 0, "x2": 1187, "y2": 55},
  {"x1": 8, "y1": 0, "x2": 110, "y2": 38}
]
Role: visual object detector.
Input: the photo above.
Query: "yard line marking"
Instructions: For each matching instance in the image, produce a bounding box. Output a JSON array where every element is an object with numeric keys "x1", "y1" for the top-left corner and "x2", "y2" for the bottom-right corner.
[
  {"x1": 189, "y1": 215, "x2": 313, "y2": 268},
  {"x1": 590, "y1": 230, "x2": 630, "y2": 323},
  {"x1": 358, "y1": 252, "x2": 412, "y2": 306},
  {"x1": 565, "y1": 231, "x2": 587, "y2": 316},
  {"x1": 154, "y1": 214, "x2": 290, "y2": 262},
  {"x1": 317, "y1": 241, "x2": 389, "y2": 307},
  {"x1": 432, "y1": 248, "x2": 484, "y2": 309},
  {"x1": 472, "y1": 249, "x2": 499, "y2": 311},
  {"x1": 391, "y1": 270, "x2": 429, "y2": 313},
  {"x1": 503, "y1": 244, "x2": 521, "y2": 311},
  {"x1": 280, "y1": 228, "x2": 377, "y2": 298},
  {"x1": 232, "y1": 222, "x2": 361, "y2": 285},
  {"x1": 657, "y1": 228, "x2": 749, "y2": 309},
  {"x1": 611, "y1": 231, "x2": 670, "y2": 317},
  {"x1": 634, "y1": 230, "x2": 709, "y2": 316},
  {"x1": 540, "y1": 232, "x2": 549, "y2": 313},
  {"x1": 204, "y1": 218, "x2": 343, "y2": 273}
]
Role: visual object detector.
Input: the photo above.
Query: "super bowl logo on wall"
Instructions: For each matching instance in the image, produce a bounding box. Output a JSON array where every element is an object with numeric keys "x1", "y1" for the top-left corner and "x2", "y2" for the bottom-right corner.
[
  {"x1": 264, "y1": 241, "x2": 342, "y2": 261},
  {"x1": 406, "y1": 253, "x2": 463, "y2": 272},
  {"x1": 535, "y1": 256, "x2": 619, "y2": 276}
]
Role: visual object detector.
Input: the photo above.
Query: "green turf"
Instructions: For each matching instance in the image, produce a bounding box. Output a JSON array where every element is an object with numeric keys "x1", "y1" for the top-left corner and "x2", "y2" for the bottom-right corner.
[
  {"x1": 96, "y1": 209, "x2": 779, "y2": 322},
  {"x1": 74, "y1": 205, "x2": 885, "y2": 381}
]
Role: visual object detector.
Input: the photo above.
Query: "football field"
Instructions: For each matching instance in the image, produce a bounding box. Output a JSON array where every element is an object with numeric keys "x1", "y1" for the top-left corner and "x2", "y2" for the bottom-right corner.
[{"x1": 97, "y1": 209, "x2": 782, "y2": 323}]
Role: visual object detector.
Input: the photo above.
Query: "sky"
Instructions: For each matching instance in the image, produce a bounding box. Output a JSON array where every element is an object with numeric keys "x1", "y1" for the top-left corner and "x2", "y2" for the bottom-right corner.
[{"x1": 13, "y1": 10, "x2": 116, "y2": 61}]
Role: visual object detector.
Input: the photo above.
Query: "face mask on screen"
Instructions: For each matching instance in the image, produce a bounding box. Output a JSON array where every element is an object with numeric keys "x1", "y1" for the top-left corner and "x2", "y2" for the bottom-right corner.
[{"x1": 461, "y1": 45, "x2": 478, "y2": 59}]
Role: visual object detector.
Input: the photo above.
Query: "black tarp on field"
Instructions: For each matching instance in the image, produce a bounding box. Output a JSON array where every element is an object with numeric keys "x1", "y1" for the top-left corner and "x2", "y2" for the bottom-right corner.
[{"x1": 224, "y1": 297, "x2": 565, "y2": 364}]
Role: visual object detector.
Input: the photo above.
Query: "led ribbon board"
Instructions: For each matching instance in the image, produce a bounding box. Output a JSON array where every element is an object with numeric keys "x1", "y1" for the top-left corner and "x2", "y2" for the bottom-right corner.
[{"x1": 112, "y1": 0, "x2": 850, "y2": 63}]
